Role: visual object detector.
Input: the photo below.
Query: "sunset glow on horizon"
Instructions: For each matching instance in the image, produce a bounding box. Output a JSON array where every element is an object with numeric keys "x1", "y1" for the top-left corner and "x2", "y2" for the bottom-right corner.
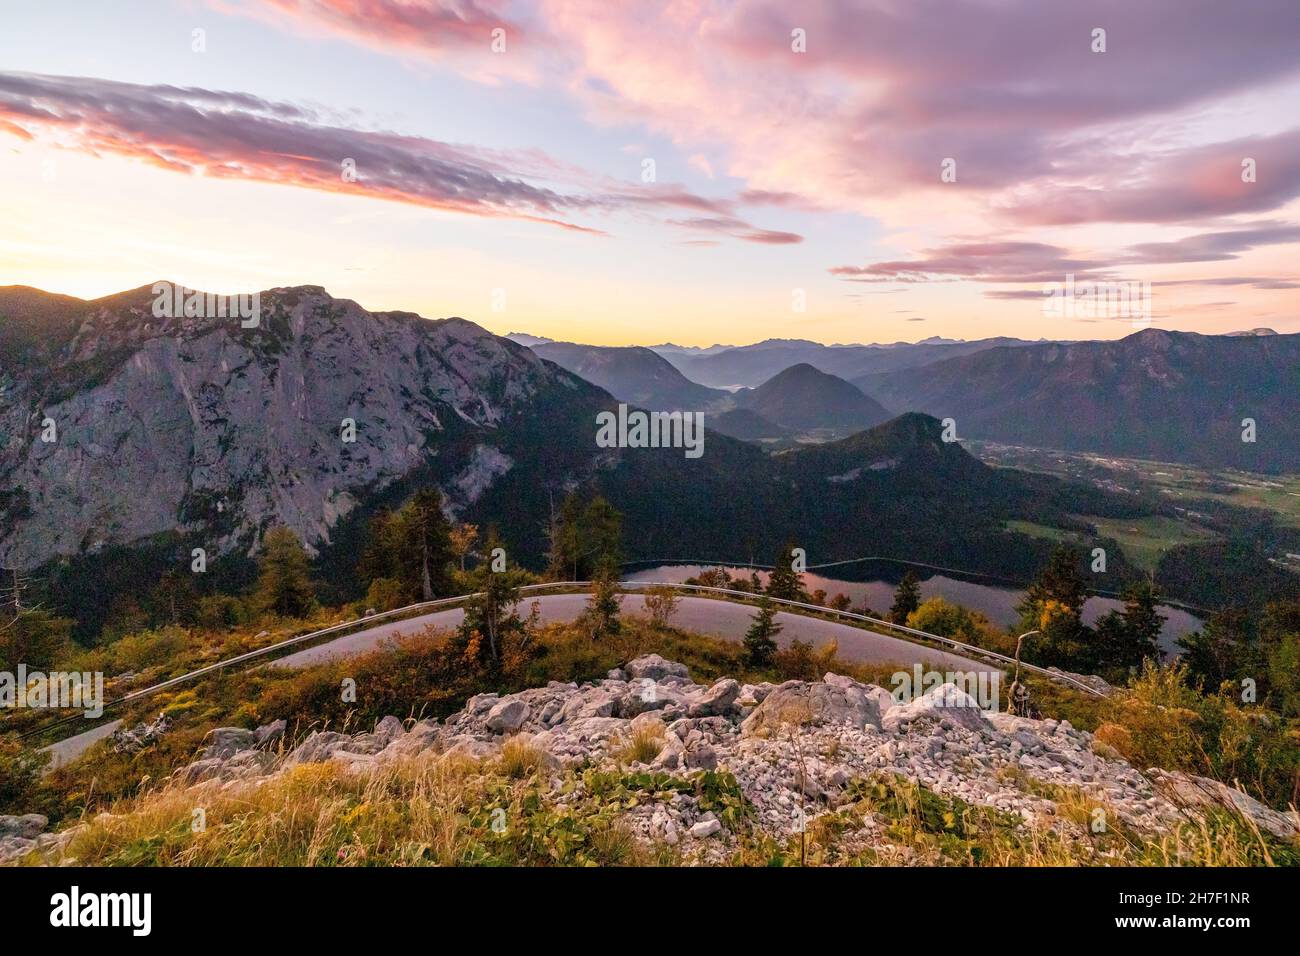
[{"x1": 2, "y1": 0, "x2": 1298, "y2": 347}]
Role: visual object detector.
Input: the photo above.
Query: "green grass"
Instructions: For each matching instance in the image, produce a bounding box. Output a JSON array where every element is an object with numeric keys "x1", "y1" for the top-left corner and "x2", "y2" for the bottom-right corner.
[
  {"x1": 1182, "y1": 474, "x2": 1300, "y2": 528},
  {"x1": 978, "y1": 442, "x2": 1300, "y2": 529},
  {"x1": 1006, "y1": 515, "x2": 1215, "y2": 573},
  {"x1": 1005, "y1": 520, "x2": 1077, "y2": 544},
  {"x1": 1086, "y1": 515, "x2": 1216, "y2": 573}
]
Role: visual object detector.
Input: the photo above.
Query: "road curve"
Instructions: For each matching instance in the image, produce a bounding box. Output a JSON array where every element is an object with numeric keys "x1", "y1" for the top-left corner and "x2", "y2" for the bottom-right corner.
[
  {"x1": 42, "y1": 718, "x2": 123, "y2": 771},
  {"x1": 272, "y1": 594, "x2": 990, "y2": 672},
  {"x1": 44, "y1": 594, "x2": 992, "y2": 769}
]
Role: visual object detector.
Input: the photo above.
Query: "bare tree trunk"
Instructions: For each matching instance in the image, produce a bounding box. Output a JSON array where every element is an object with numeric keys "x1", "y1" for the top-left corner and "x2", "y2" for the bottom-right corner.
[{"x1": 420, "y1": 513, "x2": 433, "y2": 601}]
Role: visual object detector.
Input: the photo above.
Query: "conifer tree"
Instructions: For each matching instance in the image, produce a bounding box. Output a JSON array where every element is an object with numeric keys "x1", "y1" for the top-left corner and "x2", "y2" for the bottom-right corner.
[
  {"x1": 889, "y1": 570, "x2": 921, "y2": 625},
  {"x1": 765, "y1": 543, "x2": 803, "y2": 601},
  {"x1": 254, "y1": 527, "x2": 316, "y2": 618},
  {"x1": 744, "y1": 596, "x2": 782, "y2": 666}
]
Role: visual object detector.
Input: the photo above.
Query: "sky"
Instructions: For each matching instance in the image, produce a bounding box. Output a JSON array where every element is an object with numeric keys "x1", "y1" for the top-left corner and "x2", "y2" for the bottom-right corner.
[{"x1": 1, "y1": 0, "x2": 1298, "y2": 347}]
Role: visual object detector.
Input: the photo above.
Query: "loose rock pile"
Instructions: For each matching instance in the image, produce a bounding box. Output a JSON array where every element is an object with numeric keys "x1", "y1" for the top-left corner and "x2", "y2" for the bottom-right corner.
[
  {"x1": 0, "y1": 813, "x2": 56, "y2": 863},
  {"x1": 111, "y1": 714, "x2": 171, "y2": 754},
  {"x1": 7, "y1": 654, "x2": 1295, "y2": 864}
]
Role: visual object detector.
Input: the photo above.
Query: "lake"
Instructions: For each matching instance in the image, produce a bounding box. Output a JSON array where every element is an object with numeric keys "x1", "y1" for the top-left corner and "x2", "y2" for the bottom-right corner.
[{"x1": 624, "y1": 564, "x2": 1203, "y2": 657}]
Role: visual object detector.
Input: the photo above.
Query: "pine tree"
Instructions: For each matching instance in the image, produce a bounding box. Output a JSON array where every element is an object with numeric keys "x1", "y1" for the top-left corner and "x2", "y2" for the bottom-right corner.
[
  {"x1": 1016, "y1": 547, "x2": 1091, "y2": 669},
  {"x1": 1177, "y1": 609, "x2": 1254, "y2": 689},
  {"x1": 1121, "y1": 580, "x2": 1165, "y2": 654},
  {"x1": 582, "y1": 568, "x2": 623, "y2": 639},
  {"x1": 405, "y1": 489, "x2": 454, "y2": 601},
  {"x1": 1090, "y1": 580, "x2": 1165, "y2": 679},
  {"x1": 889, "y1": 570, "x2": 921, "y2": 625},
  {"x1": 457, "y1": 535, "x2": 524, "y2": 669},
  {"x1": 544, "y1": 493, "x2": 623, "y2": 580},
  {"x1": 360, "y1": 490, "x2": 454, "y2": 602},
  {"x1": 581, "y1": 496, "x2": 623, "y2": 577},
  {"x1": 545, "y1": 492, "x2": 583, "y2": 580},
  {"x1": 1017, "y1": 546, "x2": 1087, "y2": 622},
  {"x1": 744, "y1": 597, "x2": 782, "y2": 666},
  {"x1": 254, "y1": 527, "x2": 316, "y2": 618},
  {"x1": 765, "y1": 543, "x2": 803, "y2": 601}
]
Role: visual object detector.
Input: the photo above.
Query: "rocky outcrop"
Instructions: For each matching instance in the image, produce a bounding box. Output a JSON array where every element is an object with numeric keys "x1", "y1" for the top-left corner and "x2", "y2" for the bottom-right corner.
[
  {"x1": 0, "y1": 285, "x2": 588, "y2": 567},
  {"x1": 11, "y1": 655, "x2": 1294, "y2": 865},
  {"x1": 1148, "y1": 769, "x2": 1300, "y2": 841},
  {"x1": 625, "y1": 654, "x2": 691, "y2": 683},
  {"x1": 0, "y1": 814, "x2": 53, "y2": 863},
  {"x1": 741, "y1": 673, "x2": 886, "y2": 736},
  {"x1": 881, "y1": 682, "x2": 990, "y2": 733},
  {"x1": 177, "y1": 658, "x2": 1189, "y2": 842},
  {"x1": 111, "y1": 714, "x2": 170, "y2": 754}
]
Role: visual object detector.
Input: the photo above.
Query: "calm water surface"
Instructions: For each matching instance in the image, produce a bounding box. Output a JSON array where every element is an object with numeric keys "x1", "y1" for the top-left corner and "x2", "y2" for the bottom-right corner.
[{"x1": 624, "y1": 564, "x2": 1203, "y2": 657}]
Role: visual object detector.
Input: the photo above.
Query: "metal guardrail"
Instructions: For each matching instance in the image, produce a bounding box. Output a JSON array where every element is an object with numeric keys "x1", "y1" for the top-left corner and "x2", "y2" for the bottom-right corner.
[
  {"x1": 23, "y1": 581, "x2": 590, "y2": 744},
  {"x1": 25, "y1": 577, "x2": 1104, "y2": 748},
  {"x1": 616, "y1": 581, "x2": 1107, "y2": 697}
]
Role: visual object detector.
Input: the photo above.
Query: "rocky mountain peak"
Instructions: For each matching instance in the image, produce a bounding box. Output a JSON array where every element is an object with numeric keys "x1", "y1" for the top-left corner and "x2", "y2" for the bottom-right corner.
[{"x1": 0, "y1": 284, "x2": 573, "y2": 568}]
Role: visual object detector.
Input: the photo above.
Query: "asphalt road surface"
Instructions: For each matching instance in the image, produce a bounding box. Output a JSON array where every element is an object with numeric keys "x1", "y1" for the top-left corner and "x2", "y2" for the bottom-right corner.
[
  {"x1": 272, "y1": 594, "x2": 987, "y2": 671},
  {"x1": 44, "y1": 594, "x2": 991, "y2": 768}
]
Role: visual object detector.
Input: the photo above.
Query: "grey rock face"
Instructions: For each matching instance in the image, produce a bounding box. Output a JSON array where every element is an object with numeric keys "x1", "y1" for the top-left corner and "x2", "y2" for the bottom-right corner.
[
  {"x1": 625, "y1": 654, "x2": 690, "y2": 682},
  {"x1": 881, "y1": 683, "x2": 991, "y2": 734},
  {"x1": 686, "y1": 678, "x2": 741, "y2": 718},
  {"x1": 288, "y1": 730, "x2": 353, "y2": 764},
  {"x1": 0, "y1": 286, "x2": 576, "y2": 569},
  {"x1": 1149, "y1": 769, "x2": 1300, "y2": 840},
  {"x1": 201, "y1": 727, "x2": 257, "y2": 759},
  {"x1": 690, "y1": 816, "x2": 722, "y2": 839},
  {"x1": 254, "y1": 719, "x2": 287, "y2": 747},
  {"x1": 0, "y1": 814, "x2": 47, "y2": 840},
  {"x1": 741, "y1": 675, "x2": 884, "y2": 737},
  {"x1": 374, "y1": 716, "x2": 406, "y2": 744},
  {"x1": 485, "y1": 699, "x2": 531, "y2": 734}
]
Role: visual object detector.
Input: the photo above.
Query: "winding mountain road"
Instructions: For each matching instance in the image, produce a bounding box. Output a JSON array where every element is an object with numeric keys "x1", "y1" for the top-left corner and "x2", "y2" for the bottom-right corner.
[
  {"x1": 43, "y1": 594, "x2": 993, "y2": 769},
  {"x1": 270, "y1": 593, "x2": 990, "y2": 672}
]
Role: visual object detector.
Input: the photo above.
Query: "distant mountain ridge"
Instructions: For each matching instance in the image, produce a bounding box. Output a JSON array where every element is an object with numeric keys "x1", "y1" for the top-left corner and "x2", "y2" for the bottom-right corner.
[
  {"x1": 503, "y1": 332, "x2": 554, "y2": 347},
  {"x1": 659, "y1": 336, "x2": 1045, "y2": 387},
  {"x1": 529, "y1": 341, "x2": 729, "y2": 411},
  {"x1": 859, "y1": 328, "x2": 1300, "y2": 473},
  {"x1": 734, "y1": 363, "x2": 891, "y2": 433}
]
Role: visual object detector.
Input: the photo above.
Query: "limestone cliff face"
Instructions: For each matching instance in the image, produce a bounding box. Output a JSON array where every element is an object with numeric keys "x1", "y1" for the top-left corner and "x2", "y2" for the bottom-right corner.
[{"x1": 0, "y1": 285, "x2": 583, "y2": 567}]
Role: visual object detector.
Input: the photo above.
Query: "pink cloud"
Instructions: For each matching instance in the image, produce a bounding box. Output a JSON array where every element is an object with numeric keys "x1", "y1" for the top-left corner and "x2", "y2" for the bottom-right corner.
[
  {"x1": 215, "y1": 0, "x2": 529, "y2": 59},
  {"x1": 830, "y1": 241, "x2": 1102, "y2": 285},
  {"x1": 666, "y1": 214, "x2": 802, "y2": 245},
  {"x1": 216, "y1": 0, "x2": 1300, "y2": 233},
  {"x1": 1000, "y1": 129, "x2": 1300, "y2": 226},
  {"x1": 829, "y1": 225, "x2": 1300, "y2": 287},
  {"x1": 0, "y1": 71, "x2": 799, "y2": 243}
]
